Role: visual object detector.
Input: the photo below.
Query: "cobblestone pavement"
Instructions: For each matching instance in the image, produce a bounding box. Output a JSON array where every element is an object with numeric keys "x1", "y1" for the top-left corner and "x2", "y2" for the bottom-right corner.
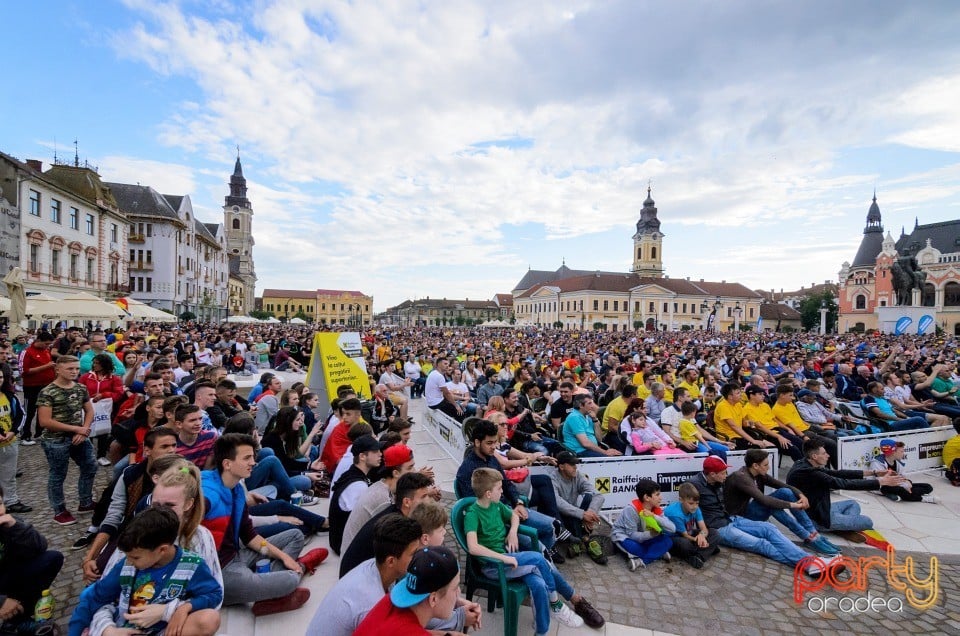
[
  {"x1": 15, "y1": 438, "x2": 960, "y2": 635},
  {"x1": 439, "y1": 499, "x2": 960, "y2": 636}
]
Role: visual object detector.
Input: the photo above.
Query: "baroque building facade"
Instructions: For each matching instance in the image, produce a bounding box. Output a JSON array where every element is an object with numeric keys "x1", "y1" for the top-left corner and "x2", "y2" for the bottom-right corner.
[
  {"x1": 838, "y1": 195, "x2": 960, "y2": 334},
  {"x1": 512, "y1": 188, "x2": 763, "y2": 331}
]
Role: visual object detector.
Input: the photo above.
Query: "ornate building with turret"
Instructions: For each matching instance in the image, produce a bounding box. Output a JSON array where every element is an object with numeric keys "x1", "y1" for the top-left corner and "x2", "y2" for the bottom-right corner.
[
  {"x1": 511, "y1": 188, "x2": 764, "y2": 331},
  {"x1": 838, "y1": 195, "x2": 960, "y2": 334},
  {"x1": 632, "y1": 187, "x2": 664, "y2": 277},
  {"x1": 224, "y1": 153, "x2": 258, "y2": 316}
]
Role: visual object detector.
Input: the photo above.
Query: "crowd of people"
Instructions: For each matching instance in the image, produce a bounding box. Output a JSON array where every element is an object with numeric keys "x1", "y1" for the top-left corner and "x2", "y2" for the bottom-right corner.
[{"x1": 0, "y1": 320, "x2": 958, "y2": 634}]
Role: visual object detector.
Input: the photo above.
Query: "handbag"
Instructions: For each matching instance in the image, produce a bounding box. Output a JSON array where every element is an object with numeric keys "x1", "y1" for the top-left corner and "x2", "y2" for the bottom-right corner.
[
  {"x1": 90, "y1": 398, "x2": 114, "y2": 437},
  {"x1": 503, "y1": 467, "x2": 529, "y2": 483}
]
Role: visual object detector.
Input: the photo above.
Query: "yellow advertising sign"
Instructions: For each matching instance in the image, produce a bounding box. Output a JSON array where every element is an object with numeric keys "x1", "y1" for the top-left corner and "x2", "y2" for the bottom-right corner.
[{"x1": 305, "y1": 332, "x2": 370, "y2": 402}]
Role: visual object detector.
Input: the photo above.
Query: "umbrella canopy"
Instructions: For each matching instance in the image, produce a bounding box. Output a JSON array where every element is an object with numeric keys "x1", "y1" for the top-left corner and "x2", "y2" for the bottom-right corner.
[
  {"x1": 1, "y1": 268, "x2": 27, "y2": 339},
  {"x1": 48, "y1": 291, "x2": 128, "y2": 320},
  {"x1": 266, "y1": 316, "x2": 284, "y2": 323},
  {"x1": 120, "y1": 297, "x2": 178, "y2": 322},
  {"x1": 226, "y1": 315, "x2": 258, "y2": 323}
]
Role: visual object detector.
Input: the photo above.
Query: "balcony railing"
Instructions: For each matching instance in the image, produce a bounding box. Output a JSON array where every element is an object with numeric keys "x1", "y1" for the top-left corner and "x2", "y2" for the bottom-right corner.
[
  {"x1": 128, "y1": 234, "x2": 145, "y2": 243},
  {"x1": 130, "y1": 260, "x2": 154, "y2": 271}
]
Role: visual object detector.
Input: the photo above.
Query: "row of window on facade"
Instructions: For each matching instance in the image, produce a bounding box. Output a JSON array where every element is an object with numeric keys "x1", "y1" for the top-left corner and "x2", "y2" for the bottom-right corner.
[
  {"x1": 29, "y1": 189, "x2": 117, "y2": 238},
  {"x1": 852, "y1": 283, "x2": 960, "y2": 310},
  {"x1": 28, "y1": 244, "x2": 119, "y2": 285},
  {"x1": 264, "y1": 303, "x2": 371, "y2": 313},
  {"x1": 521, "y1": 300, "x2": 755, "y2": 318}
]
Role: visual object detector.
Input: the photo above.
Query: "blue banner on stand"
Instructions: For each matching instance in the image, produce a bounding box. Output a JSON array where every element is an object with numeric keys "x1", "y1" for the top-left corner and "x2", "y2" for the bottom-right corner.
[
  {"x1": 917, "y1": 314, "x2": 934, "y2": 335},
  {"x1": 894, "y1": 316, "x2": 913, "y2": 335}
]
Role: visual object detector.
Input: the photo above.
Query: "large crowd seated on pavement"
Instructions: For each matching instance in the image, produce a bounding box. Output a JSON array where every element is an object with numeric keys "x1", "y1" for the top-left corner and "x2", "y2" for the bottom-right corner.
[{"x1": 1, "y1": 321, "x2": 960, "y2": 634}]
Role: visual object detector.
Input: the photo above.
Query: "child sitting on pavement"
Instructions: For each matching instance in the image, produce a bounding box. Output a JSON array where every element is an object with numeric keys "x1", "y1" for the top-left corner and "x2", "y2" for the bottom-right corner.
[
  {"x1": 870, "y1": 438, "x2": 938, "y2": 503},
  {"x1": 463, "y1": 468, "x2": 605, "y2": 635},
  {"x1": 662, "y1": 482, "x2": 721, "y2": 569},
  {"x1": 69, "y1": 506, "x2": 222, "y2": 636},
  {"x1": 611, "y1": 478, "x2": 676, "y2": 571},
  {"x1": 0, "y1": 485, "x2": 64, "y2": 634}
]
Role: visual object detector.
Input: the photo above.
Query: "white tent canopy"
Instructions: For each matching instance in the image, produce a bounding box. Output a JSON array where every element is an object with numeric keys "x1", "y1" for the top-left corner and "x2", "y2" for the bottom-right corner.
[
  {"x1": 288, "y1": 317, "x2": 306, "y2": 324},
  {"x1": 226, "y1": 315, "x2": 259, "y2": 323},
  {"x1": 121, "y1": 297, "x2": 178, "y2": 322},
  {"x1": 479, "y1": 319, "x2": 511, "y2": 328},
  {"x1": 53, "y1": 292, "x2": 128, "y2": 320}
]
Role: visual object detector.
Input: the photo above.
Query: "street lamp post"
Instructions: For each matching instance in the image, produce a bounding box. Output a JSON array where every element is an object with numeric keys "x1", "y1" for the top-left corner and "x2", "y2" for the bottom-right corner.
[
  {"x1": 733, "y1": 301, "x2": 742, "y2": 333},
  {"x1": 819, "y1": 300, "x2": 828, "y2": 336}
]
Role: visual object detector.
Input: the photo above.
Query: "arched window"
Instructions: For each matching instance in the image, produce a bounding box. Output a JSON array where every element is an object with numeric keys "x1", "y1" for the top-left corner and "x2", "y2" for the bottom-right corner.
[
  {"x1": 637, "y1": 248, "x2": 642, "y2": 261},
  {"x1": 651, "y1": 246, "x2": 657, "y2": 259},
  {"x1": 945, "y1": 282, "x2": 960, "y2": 306},
  {"x1": 855, "y1": 295, "x2": 866, "y2": 310},
  {"x1": 922, "y1": 283, "x2": 936, "y2": 307},
  {"x1": 232, "y1": 218, "x2": 240, "y2": 230}
]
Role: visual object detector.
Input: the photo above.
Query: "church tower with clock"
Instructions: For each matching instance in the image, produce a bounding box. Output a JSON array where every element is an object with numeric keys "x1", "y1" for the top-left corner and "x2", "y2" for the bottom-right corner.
[
  {"x1": 223, "y1": 150, "x2": 257, "y2": 315},
  {"x1": 632, "y1": 186, "x2": 664, "y2": 278}
]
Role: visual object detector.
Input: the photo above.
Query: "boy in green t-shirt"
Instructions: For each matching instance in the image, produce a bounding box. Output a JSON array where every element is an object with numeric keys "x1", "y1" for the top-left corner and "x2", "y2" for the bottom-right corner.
[{"x1": 463, "y1": 468, "x2": 604, "y2": 635}]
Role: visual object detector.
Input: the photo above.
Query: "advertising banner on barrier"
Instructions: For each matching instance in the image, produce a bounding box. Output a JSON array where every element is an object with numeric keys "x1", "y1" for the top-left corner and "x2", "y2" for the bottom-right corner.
[
  {"x1": 566, "y1": 449, "x2": 779, "y2": 509},
  {"x1": 305, "y1": 332, "x2": 370, "y2": 406},
  {"x1": 836, "y1": 425, "x2": 954, "y2": 472},
  {"x1": 422, "y1": 407, "x2": 466, "y2": 462}
]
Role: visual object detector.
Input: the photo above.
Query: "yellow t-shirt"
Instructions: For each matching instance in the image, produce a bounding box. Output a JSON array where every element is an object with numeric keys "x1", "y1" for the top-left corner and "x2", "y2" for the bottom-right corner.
[
  {"x1": 603, "y1": 396, "x2": 628, "y2": 432},
  {"x1": 663, "y1": 387, "x2": 674, "y2": 404},
  {"x1": 742, "y1": 401, "x2": 778, "y2": 429},
  {"x1": 943, "y1": 436, "x2": 960, "y2": 468},
  {"x1": 713, "y1": 398, "x2": 743, "y2": 440},
  {"x1": 677, "y1": 380, "x2": 701, "y2": 400},
  {"x1": 636, "y1": 385, "x2": 652, "y2": 401},
  {"x1": 677, "y1": 380, "x2": 700, "y2": 400},
  {"x1": 632, "y1": 372, "x2": 645, "y2": 386},
  {"x1": 678, "y1": 418, "x2": 699, "y2": 442},
  {"x1": 770, "y1": 401, "x2": 810, "y2": 433},
  {"x1": 0, "y1": 393, "x2": 13, "y2": 448}
]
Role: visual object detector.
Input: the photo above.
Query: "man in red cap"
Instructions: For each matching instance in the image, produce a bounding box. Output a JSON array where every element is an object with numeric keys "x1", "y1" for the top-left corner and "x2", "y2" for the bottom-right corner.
[
  {"x1": 689, "y1": 455, "x2": 842, "y2": 576},
  {"x1": 341, "y1": 443, "x2": 418, "y2": 553}
]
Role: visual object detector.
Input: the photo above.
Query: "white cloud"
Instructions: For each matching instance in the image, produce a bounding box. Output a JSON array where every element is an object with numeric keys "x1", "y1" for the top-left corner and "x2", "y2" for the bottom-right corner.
[{"x1": 97, "y1": 1, "x2": 960, "y2": 308}]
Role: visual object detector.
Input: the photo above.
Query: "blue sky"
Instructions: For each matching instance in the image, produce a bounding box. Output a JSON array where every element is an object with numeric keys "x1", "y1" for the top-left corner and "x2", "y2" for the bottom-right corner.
[{"x1": 6, "y1": 1, "x2": 960, "y2": 310}]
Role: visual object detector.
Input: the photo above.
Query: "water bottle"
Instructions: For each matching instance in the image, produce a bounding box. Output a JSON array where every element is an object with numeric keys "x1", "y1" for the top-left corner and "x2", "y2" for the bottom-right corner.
[
  {"x1": 34, "y1": 589, "x2": 54, "y2": 621},
  {"x1": 256, "y1": 540, "x2": 271, "y2": 573}
]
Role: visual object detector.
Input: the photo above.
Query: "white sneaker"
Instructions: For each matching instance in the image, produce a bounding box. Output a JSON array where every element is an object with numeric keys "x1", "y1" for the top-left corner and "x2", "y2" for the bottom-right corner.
[
  {"x1": 806, "y1": 555, "x2": 843, "y2": 577},
  {"x1": 552, "y1": 601, "x2": 584, "y2": 628},
  {"x1": 921, "y1": 494, "x2": 941, "y2": 504},
  {"x1": 628, "y1": 557, "x2": 645, "y2": 572},
  {"x1": 97, "y1": 457, "x2": 112, "y2": 466},
  {"x1": 20, "y1": 440, "x2": 36, "y2": 446},
  {"x1": 661, "y1": 551, "x2": 672, "y2": 562}
]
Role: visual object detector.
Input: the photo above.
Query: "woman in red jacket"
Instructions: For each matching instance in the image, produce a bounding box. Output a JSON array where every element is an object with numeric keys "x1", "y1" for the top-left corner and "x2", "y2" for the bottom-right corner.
[{"x1": 79, "y1": 353, "x2": 126, "y2": 465}]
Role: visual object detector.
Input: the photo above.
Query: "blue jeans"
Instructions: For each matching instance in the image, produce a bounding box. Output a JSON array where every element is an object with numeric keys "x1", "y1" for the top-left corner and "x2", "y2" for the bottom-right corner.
[
  {"x1": 483, "y1": 550, "x2": 574, "y2": 635},
  {"x1": 717, "y1": 516, "x2": 810, "y2": 567},
  {"x1": 619, "y1": 533, "x2": 672, "y2": 564},
  {"x1": 247, "y1": 455, "x2": 306, "y2": 501},
  {"x1": 521, "y1": 437, "x2": 565, "y2": 456},
  {"x1": 696, "y1": 441, "x2": 729, "y2": 461},
  {"x1": 111, "y1": 454, "x2": 131, "y2": 481},
  {"x1": 522, "y1": 507, "x2": 557, "y2": 549},
  {"x1": 250, "y1": 499, "x2": 326, "y2": 536},
  {"x1": 825, "y1": 500, "x2": 873, "y2": 532},
  {"x1": 41, "y1": 438, "x2": 97, "y2": 513},
  {"x1": 577, "y1": 449, "x2": 607, "y2": 458},
  {"x1": 885, "y1": 417, "x2": 929, "y2": 432},
  {"x1": 742, "y1": 488, "x2": 816, "y2": 541}
]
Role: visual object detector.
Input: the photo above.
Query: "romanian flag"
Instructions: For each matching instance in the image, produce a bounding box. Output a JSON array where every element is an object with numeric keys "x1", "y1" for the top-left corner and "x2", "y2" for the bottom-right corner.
[{"x1": 115, "y1": 298, "x2": 130, "y2": 314}]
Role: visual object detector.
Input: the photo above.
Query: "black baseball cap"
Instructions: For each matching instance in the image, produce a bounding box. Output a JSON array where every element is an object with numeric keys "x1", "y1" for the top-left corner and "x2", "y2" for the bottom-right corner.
[
  {"x1": 556, "y1": 450, "x2": 581, "y2": 465},
  {"x1": 390, "y1": 546, "x2": 460, "y2": 608}
]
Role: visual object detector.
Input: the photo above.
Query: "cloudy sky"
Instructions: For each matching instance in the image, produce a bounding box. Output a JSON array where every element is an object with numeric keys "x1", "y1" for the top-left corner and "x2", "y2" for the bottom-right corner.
[{"x1": 6, "y1": 1, "x2": 960, "y2": 310}]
